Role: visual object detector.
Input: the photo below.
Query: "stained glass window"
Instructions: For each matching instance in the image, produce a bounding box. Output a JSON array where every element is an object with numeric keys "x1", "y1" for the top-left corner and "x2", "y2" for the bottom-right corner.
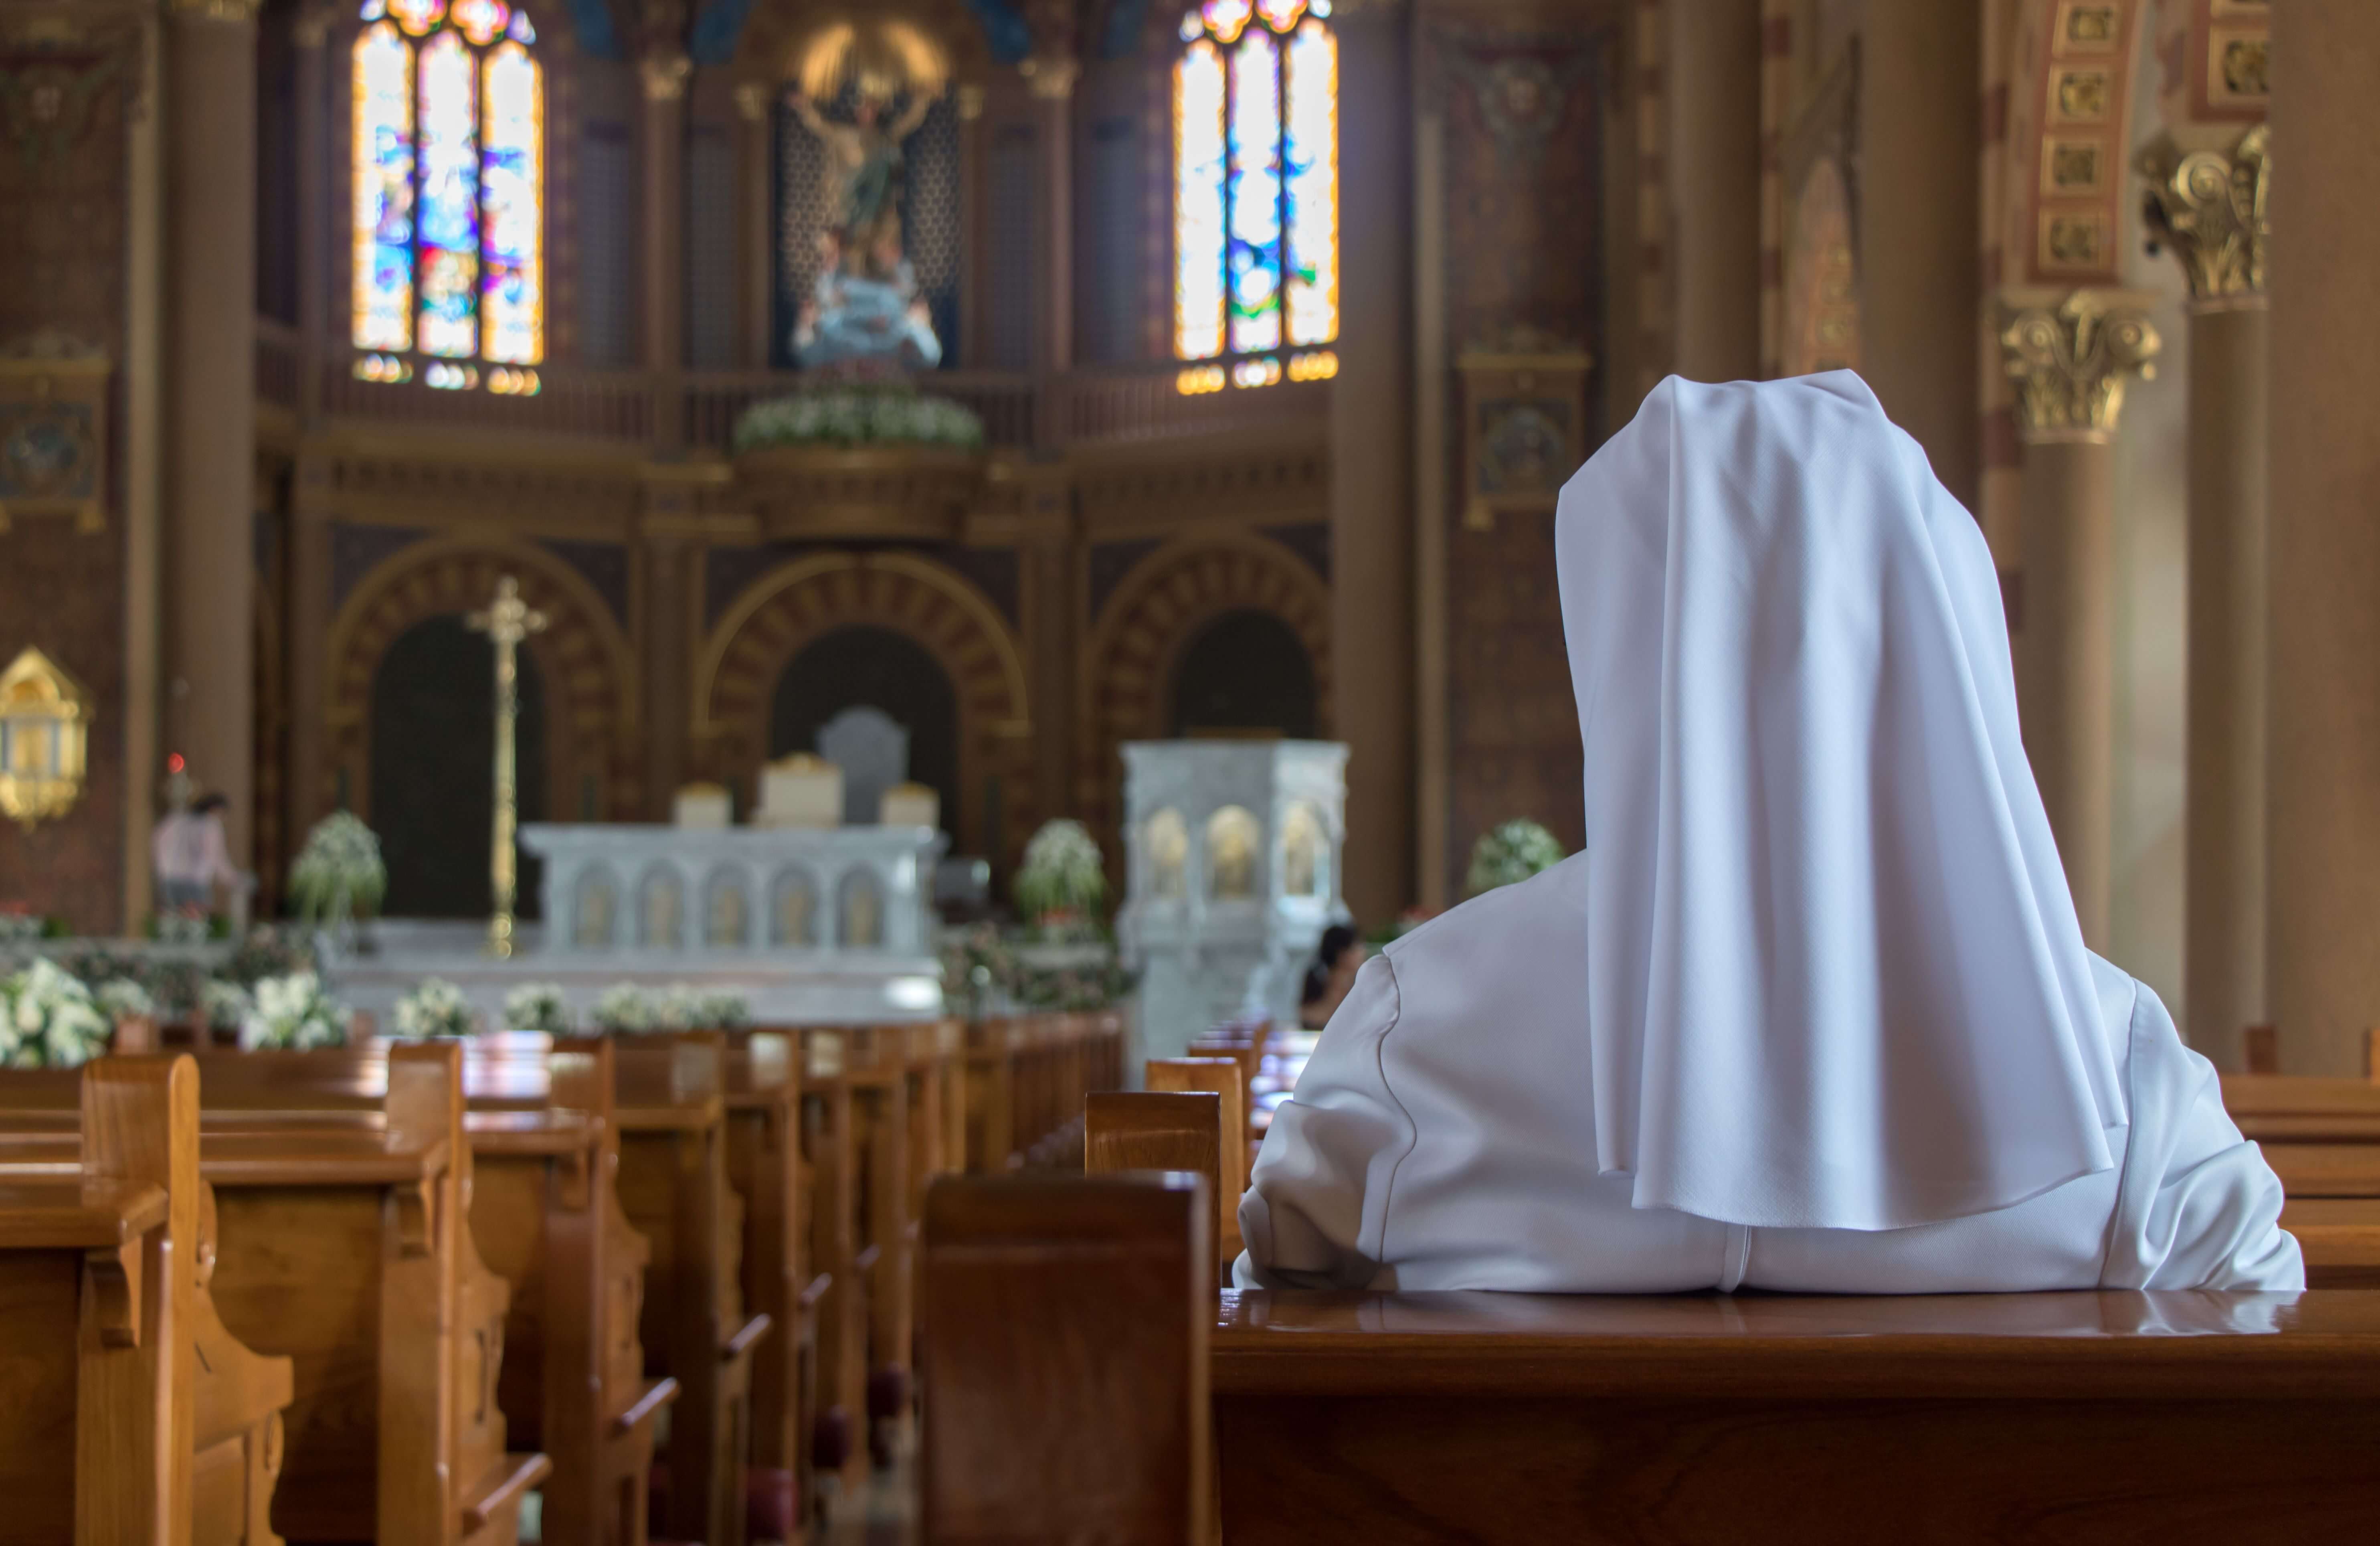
[
  {"x1": 1174, "y1": 0, "x2": 1336, "y2": 391},
  {"x1": 351, "y1": 0, "x2": 544, "y2": 384}
]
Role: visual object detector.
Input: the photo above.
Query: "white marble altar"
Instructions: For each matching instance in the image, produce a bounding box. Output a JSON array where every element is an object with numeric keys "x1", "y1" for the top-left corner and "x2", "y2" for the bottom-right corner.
[
  {"x1": 317, "y1": 823, "x2": 950, "y2": 1027},
  {"x1": 1115, "y1": 740, "x2": 1350, "y2": 1064}
]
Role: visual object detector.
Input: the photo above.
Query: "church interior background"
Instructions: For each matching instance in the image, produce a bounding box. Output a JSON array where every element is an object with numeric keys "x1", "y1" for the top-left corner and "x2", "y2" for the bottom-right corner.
[{"x1": 8, "y1": 0, "x2": 2375, "y2": 1075}]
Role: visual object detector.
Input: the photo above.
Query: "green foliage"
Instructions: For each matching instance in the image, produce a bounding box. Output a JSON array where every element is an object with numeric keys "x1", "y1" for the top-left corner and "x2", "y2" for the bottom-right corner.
[{"x1": 288, "y1": 812, "x2": 388, "y2": 927}]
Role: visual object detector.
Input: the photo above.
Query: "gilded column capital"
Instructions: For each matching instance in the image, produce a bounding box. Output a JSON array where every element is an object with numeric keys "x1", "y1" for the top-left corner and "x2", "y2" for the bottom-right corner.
[
  {"x1": 1021, "y1": 54, "x2": 1078, "y2": 101},
  {"x1": 165, "y1": 0, "x2": 265, "y2": 21},
  {"x1": 956, "y1": 83, "x2": 985, "y2": 120},
  {"x1": 732, "y1": 81, "x2": 770, "y2": 123},
  {"x1": 2137, "y1": 123, "x2": 2269, "y2": 310},
  {"x1": 1997, "y1": 287, "x2": 2163, "y2": 445},
  {"x1": 640, "y1": 51, "x2": 692, "y2": 102}
]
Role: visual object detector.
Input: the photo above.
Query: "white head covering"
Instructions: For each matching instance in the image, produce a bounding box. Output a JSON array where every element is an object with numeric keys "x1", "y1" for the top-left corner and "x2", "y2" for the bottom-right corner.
[{"x1": 1559, "y1": 372, "x2": 2122, "y2": 1232}]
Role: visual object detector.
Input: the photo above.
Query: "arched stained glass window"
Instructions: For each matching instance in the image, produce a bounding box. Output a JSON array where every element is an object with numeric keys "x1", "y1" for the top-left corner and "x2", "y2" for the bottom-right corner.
[
  {"x1": 352, "y1": 0, "x2": 544, "y2": 391},
  {"x1": 1173, "y1": 0, "x2": 1338, "y2": 393}
]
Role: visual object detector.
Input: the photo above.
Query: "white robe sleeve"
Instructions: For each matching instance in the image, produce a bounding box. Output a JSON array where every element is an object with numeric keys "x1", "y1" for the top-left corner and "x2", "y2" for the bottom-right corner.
[
  {"x1": 1232, "y1": 953, "x2": 1416, "y2": 1291},
  {"x1": 2101, "y1": 976, "x2": 2303, "y2": 1290}
]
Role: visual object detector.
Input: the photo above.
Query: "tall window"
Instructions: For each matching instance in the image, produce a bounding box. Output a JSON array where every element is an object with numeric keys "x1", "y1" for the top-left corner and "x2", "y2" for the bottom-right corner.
[
  {"x1": 1173, "y1": 0, "x2": 1338, "y2": 394},
  {"x1": 352, "y1": 0, "x2": 544, "y2": 393}
]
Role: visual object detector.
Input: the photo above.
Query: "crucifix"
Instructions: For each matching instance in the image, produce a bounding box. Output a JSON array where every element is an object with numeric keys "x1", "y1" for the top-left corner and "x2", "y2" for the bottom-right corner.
[{"x1": 467, "y1": 575, "x2": 547, "y2": 958}]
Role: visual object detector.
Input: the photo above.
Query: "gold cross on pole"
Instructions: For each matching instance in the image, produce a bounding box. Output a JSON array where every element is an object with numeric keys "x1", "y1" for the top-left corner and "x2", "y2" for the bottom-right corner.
[{"x1": 467, "y1": 576, "x2": 548, "y2": 959}]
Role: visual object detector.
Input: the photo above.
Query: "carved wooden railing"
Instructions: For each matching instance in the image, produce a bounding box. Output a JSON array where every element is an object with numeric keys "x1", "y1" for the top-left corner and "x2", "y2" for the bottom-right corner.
[{"x1": 272, "y1": 339, "x2": 1329, "y2": 455}]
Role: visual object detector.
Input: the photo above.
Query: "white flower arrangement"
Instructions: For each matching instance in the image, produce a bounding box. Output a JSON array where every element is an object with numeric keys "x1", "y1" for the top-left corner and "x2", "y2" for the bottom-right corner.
[
  {"x1": 732, "y1": 386, "x2": 986, "y2": 452},
  {"x1": 154, "y1": 913, "x2": 211, "y2": 944},
  {"x1": 391, "y1": 977, "x2": 473, "y2": 1039},
  {"x1": 591, "y1": 982, "x2": 655, "y2": 1034},
  {"x1": 588, "y1": 982, "x2": 749, "y2": 1034},
  {"x1": 1464, "y1": 818, "x2": 1569, "y2": 896},
  {"x1": 1014, "y1": 819, "x2": 1108, "y2": 931},
  {"x1": 0, "y1": 911, "x2": 48, "y2": 944},
  {"x1": 503, "y1": 982, "x2": 573, "y2": 1035},
  {"x1": 0, "y1": 958, "x2": 112, "y2": 1069},
  {"x1": 287, "y1": 811, "x2": 388, "y2": 927},
  {"x1": 95, "y1": 977, "x2": 155, "y2": 1023},
  {"x1": 201, "y1": 979, "x2": 252, "y2": 1032},
  {"x1": 238, "y1": 971, "x2": 352, "y2": 1051}
]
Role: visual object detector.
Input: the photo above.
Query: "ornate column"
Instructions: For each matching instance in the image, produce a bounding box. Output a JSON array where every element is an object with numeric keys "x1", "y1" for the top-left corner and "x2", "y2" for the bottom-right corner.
[
  {"x1": 2269, "y1": 0, "x2": 2380, "y2": 1074},
  {"x1": 641, "y1": 49, "x2": 691, "y2": 447},
  {"x1": 1015, "y1": 467, "x2": 1076, "y2": 827},
  {"x1": 1998, "y1": 288, "x2": 2162, "y2": 948},
  {"x1": 1332, "y1": 0, "x2": 1415, "y2": 923},
  {"x1": 1668, "y1": 0, "x2": 1762, "y2": 382},
  {"x1": 1021, "y1": 53, "x2": 1077, "y2": 385},
  {"x1": 123, "y1": 8, "x2": 167, "y2": 928},
  {"x1": 164, "y1": 0, "x2": 261, "y2": 865},
  {"x1": 1859, "y1": 0, "x2": 1980, "y2": 507},
  {"x1": 733, "y1": 81, "x2": 774, "y2": 369},
  {"x1": 293, "y1": 1, "x2": 334, "y2": 423},
  {"x1": 2139, "y1": 124, "x2": 2269, "y2": 1056}
]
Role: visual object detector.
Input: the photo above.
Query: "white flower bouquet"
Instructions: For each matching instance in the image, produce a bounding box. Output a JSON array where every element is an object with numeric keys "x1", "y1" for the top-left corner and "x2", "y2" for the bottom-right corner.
[
  {"x1": 591, "y1": 982, "x2": 655, "y2": 1034},
  {"x1": 1014, "y1": 819, "x2": 1108, "y2": 933},
  {"x1": 503, "y1": 982, "x2": 573, "y2": 1035},
  {"x1": 95, "y1": 977, "x2": 155, "y2": 1023},
  {"x1": 238, "y1": 971, "x2": 352, "y2": 1051},
  {"x1": 0, "y1": 958, "x2": 112, "y2": 1069},
  {"x1": 391, "y1": 977, "x2": 473, "y2": 1039},
  {"x1": 287, "y1": 811, "x2": 388, "y2": 928},
  {"x1": 1464, "y1": 818, "x2": 1569, "y2": 896}
]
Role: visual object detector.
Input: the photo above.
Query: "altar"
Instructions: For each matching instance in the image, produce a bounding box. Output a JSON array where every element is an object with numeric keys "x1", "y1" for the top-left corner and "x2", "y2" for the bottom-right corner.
[{"x1": 322, "y1": 822, "x2": 948, "y2": 1027}]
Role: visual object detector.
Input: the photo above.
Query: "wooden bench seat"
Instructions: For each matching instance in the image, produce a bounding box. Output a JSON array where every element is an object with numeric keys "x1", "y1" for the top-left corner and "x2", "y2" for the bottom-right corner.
[
  {"x1": 795, "y1": 1028, "x2": 867, "y2": 1497},
  {"x1": 1211, "y1": 1287, "x2": 2380, "y2": 1542},
  {"x1": 722, "y1": 1029, "x2": 820, "y2": 1537}
]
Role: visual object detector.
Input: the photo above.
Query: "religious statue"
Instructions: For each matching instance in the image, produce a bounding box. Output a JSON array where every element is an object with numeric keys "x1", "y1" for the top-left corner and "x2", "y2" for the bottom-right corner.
[{"x1": 787, "y1": 79, "x2": 946, "y2": 369}]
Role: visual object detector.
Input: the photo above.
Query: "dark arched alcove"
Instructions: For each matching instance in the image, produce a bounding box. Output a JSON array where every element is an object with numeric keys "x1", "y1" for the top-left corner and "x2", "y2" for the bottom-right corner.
[
  {"x1": 770, "y1": 625, "x2": 960, "y2": 826},
  {"x1": 1168, "y1": 609, "x2": 1317, "y2": 738},
  {"x1": 370, "y1": 614, "x2": 548, "y2": 918}
]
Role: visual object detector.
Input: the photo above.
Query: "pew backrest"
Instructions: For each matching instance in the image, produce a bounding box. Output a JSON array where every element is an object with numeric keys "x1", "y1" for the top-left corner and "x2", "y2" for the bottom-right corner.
[{"x1": 920, "y1": 1172, "x2": 1211, "y2": 1545}]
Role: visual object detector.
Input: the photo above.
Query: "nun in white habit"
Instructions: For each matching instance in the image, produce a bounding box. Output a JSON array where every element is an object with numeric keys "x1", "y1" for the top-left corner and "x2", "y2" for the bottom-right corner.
[{"x1": 1237, "y1": 372, "x2": 2301, "y2": 1295}]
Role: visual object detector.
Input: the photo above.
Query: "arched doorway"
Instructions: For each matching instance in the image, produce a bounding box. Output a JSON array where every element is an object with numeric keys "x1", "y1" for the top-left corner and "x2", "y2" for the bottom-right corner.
[
  {"x1": 769, "y1": 625, "x2": 962, "y2": 826},
  {"x1": 369, "y1": 615, "x2": 549, "y2": 918},
  {"x1": 1168, "y1": 608, "x2": 1318, "y2": 738}
]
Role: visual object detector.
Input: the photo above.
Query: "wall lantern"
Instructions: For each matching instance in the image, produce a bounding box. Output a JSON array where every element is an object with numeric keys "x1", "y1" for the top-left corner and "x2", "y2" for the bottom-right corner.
[{"x1": 0, "y1": 647, "x2": 92, "y2": 831}]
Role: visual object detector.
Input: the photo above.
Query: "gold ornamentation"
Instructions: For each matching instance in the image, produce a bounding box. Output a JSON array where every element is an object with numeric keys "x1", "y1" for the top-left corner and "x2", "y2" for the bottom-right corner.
[
  {"x1": 2042, "y1": 212, "x2": 2105, "y2": 269},
  {"x1": 1998, "y1": 289, "x2": 2162, "y2": 442},
  {"x1": 466, "y1": 577, "x2": 548, "y2": 959},
  {"x1": 955, "y1": 83, "x2": 985, "y2": 121},
  {"x1": 639, "y1": 52, "x2": 691, "y2": 101},
  {"x1": 0, "y1": 331, "x2": 109, "y2": 534},
  {"x1": 1020, "y1": 54, "x2": 1078, "y2": 100},
  {"x1": 0, "y1": 647, "x2": 91, "y2": 831},
  {"x1": 732, "y1": 81, "x2": 770, "y2": 123},
  {"x1": 2052, "y1": 69, "x2": 2109, "y2": 121},
  {"x1": 2061, "y1": 4, "x2": 2118, "y2": 47},
  {"x1": 2138, "y1": 124, "x2": 2268, "y2": 303}
]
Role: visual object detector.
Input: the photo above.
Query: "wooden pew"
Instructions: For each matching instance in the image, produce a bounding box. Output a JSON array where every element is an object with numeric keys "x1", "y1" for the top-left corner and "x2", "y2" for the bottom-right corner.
[
  {"x1": 796, "y1": 1028, "x2": 868, "y2": 1497},
  {"x1": 1085, "y1": 1091, "x2": 1224, "y2": 1205},
  {"x1": 0, "y1": 1042, "x2": 539, "y2": 1544},
  {"x1": 722, "y1": 1029, "x2": 818, "y2": 1538},
  {"x1": 917, "y1": 1172, "x2": 1212, "y2": 1545},
  {"x1": 2223, "y1": 1070, "x2": 2380, "y2": 1287},
  {"x1": 0, "y1": 1056, "x2": 190, "y2": 1543},
  {"x1": 159, "y1": 1036, "x2": 671, "y2": 1546},
  {"x1": 961, "y1": 1018, "x2": 1021, "y2": 1174},
  {"x1": 613, "y1": 1031, "x2": 769, "y2": 1546},
  {"x1": 1145, "y1": 1058, "x2": 1248, "y2": 1267},
  {"x1": 840, "y1": 1025, "x2": 914, "y2": 1468},
  {"x1": 1211, "y1": 1288, "x2": 2380, "y2": 1541}
]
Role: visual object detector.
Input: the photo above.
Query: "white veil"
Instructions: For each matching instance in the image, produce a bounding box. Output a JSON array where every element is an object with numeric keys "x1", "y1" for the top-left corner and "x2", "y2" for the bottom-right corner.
[{"x1": 1559, "y1": 372, "x2": 2123, "y2": 1231}]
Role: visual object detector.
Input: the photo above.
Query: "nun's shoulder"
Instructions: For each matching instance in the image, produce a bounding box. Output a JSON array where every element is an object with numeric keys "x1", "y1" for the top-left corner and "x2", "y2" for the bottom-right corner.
[{"x1": 1380, "y1": 853, "x2": 1591, "y2": 1008}]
